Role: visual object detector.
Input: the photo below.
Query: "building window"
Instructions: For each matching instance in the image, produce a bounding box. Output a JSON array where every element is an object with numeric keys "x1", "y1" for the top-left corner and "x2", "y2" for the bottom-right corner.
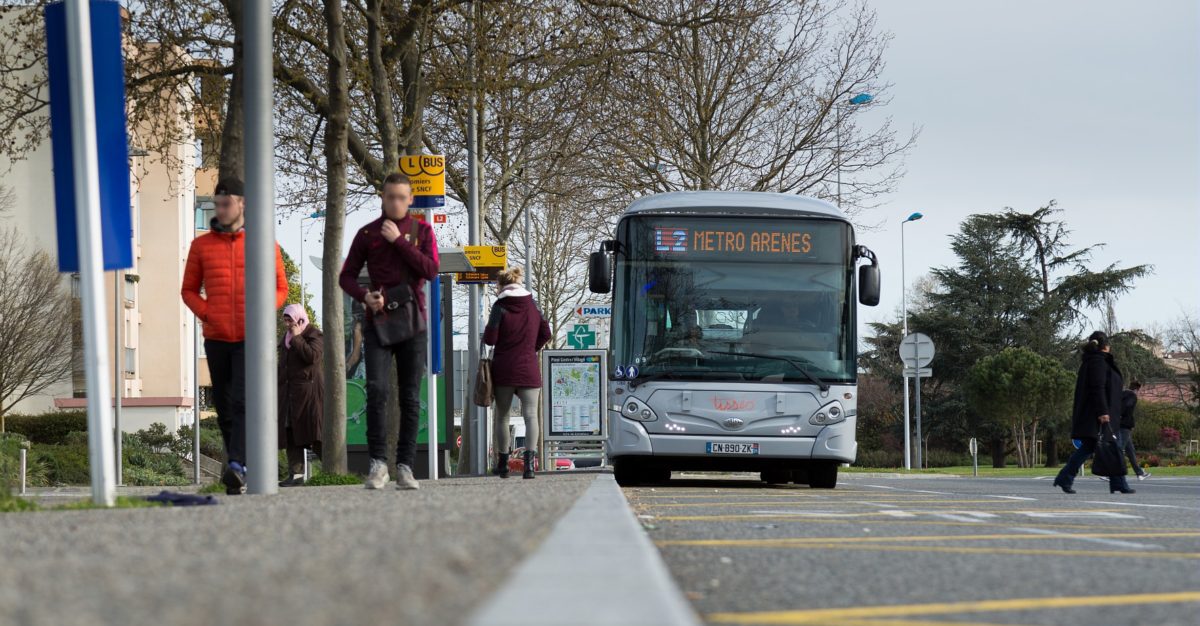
[
  {"x1": 195, "y1": 197, "x2": 214, "y2": 232},
  {"x1": 124, "y1": 347, "x2": 136, "y2": 377},
  {"x1": 123, "y1": 274, "x2": 137, "y2": 304}
]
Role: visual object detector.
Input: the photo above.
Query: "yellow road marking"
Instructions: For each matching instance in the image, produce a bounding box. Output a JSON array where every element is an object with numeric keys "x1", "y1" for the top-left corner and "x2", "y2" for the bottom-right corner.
[
  {"x1": 706, "y1": 591, "x2": 1200, "y2": 624},
  {"x1": 831, "y1": 619, "x2": 1024, "y2": 626},
  {"x1": 657, "y1": 531, "x2": 1200, "y2": 547},
  {"x1": 649, "y1": 515, "x2": 1180, "y2": 532},
  {"x1": 665, "y1": 541, "x2": 1200, "y2": 560}
]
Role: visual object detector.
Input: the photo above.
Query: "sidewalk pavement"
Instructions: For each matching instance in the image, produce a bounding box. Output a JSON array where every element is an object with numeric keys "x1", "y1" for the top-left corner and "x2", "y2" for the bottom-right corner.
[{"x1": 1, "y1": 470, "x2": 698, "y2": 626}]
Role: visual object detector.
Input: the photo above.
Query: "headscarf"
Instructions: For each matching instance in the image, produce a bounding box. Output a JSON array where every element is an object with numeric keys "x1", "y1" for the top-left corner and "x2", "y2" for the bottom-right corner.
[{"x1": 283, "y1": 303, "x2": 308, "y2": 348}]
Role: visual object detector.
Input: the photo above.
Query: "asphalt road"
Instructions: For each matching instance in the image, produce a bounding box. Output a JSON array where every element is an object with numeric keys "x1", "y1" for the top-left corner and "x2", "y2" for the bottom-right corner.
[
  {"x1": 0, "y1": 473, "x2": 597, "y2": 626},
  {"x1": 626, "y1": 472, "x2": 1200, "y2": 626}
]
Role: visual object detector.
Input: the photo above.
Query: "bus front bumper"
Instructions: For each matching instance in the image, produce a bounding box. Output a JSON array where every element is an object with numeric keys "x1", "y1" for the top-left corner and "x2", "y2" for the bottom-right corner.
[{"x1": 606, "y1": 414, "x2": 857, "y2": 463}]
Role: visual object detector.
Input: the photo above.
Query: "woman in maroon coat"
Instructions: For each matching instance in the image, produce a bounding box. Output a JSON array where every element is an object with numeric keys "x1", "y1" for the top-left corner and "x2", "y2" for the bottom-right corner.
[
  {"x1": 278, "y1": 304, "x2": 324, "y2": 486},
  {"x1": 484, "y1": 268, "x2": 552, "y2": 478}
]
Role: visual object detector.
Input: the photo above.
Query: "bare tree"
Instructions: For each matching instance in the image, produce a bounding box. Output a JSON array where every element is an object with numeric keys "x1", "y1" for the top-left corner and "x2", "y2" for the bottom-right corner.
[
  {"x1": 602, "y1": 0, "x2": 914, "y2": 216},
  {"x1": 0, "y1": 228, "x2": 73, "y2": 431},
  {"x1": 1165, "y1": 310, "x2": 1200, "y2": 415}
]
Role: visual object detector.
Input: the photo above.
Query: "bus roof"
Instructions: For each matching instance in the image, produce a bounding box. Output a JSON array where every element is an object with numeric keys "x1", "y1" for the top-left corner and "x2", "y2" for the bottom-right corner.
[{"x1": 623, "y1": 191, "x2": 848, "y2": 221}]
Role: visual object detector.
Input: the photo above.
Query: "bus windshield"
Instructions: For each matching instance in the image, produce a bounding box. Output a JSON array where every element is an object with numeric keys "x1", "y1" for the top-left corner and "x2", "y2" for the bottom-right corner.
[{"x1": 612, "y1": 215, "x2": 856, "y2": 384}]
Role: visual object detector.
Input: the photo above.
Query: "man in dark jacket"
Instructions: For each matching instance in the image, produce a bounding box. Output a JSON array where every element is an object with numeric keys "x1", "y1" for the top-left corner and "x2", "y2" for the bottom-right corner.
[
  {"x1": 1054, "y1": 331, "x2": 1135, "y2": 494},
  {"x1": 339, "y1": 173, "x2": 439, "y2": 490},
  {"x1": 1119, "y1": 381, "x2": 1149, "y2": 480}
]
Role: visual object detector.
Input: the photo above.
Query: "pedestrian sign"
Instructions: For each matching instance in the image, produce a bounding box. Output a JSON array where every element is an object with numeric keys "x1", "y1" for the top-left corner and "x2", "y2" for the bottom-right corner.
[
  {"x1": 398, "y1": 154, "x2": 445, "y2": 209},
  {"x1": 567, "y1": 324, "x2": 597, "y2": 350}
]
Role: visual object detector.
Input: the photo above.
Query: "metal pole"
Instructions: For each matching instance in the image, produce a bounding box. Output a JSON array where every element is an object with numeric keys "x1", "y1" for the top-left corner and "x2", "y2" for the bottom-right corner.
[
  {"x1": 466, "y1": 0, "x2": 486, "y2": 476},
  {"x1": 441, "y1": 276, "x2": 455, "y2": 475},
  {"x1": 299, "y1": 217, "x2": 304, "y2": 305},
  {"x1": 914, "y1": 342, "x2": 923, "y2": 470},
  {"x1": 114, "y1": 269, "x2": 122, "y2": 485},
  {"x1": 901, "y1": 221, "x2": 911, "y2": 471},
  {"x1": 426, "y1": 281, "x2": 439, "y2": 480},
  {"x1": 243, "y1": 0, "x2": 278, "y2": 494},
  {"x1": 193, "y1": 315, "x2": 201, "y2": 484},
  {"x1": 524, "y1": 205, "x2": 532, "y2": 294},
  {"x1": 835, "y1": 104, "x2": 841, "y2": 207},
  {"x1": 65, "y1": 0, "x2": 116, "y2": 507},
  {"x1": 19, "y1": 447, "x2": 27, "y2": 495}
]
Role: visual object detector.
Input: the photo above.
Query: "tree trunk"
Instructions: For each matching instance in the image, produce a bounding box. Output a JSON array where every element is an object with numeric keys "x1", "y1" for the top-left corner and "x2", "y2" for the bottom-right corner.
[
  {"x1": 990, "y1": 438, "x2": 1006, "y2": 468},
  {"x1": 218, "y1": 0, "x2": 245, "y2": 182},
  {"x1": 1045, "y1": 431, "x2": 1059, "y2": 467},
  {"x1": 320, "y1": 0, "x2": 350, "y2": 474},
  {"x1": 366, "y1": 0, "x2": 399, "y2": 181}
]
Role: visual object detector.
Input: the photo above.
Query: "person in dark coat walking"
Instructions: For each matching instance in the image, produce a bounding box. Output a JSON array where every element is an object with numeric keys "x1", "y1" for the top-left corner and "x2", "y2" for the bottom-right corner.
[
  {"x1": 484, "y1": 268, "x2": 552, "y2": 479},
  {"x1": 1119, "y1": 381, "x2": 1150, "y2": 480},
  {"x1": 278, "y1": 304, "x2": 324, "y2": 487},
  {"x1": 1054, "y1": 331, "x2": 1135, "y2": 494}
]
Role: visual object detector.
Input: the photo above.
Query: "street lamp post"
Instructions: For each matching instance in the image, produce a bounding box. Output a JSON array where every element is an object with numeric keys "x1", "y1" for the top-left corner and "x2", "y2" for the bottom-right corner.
[
  {"x1": 901, "y1": 211, "x2": 923, "y2": 470},
  {"x1": 299, "y1": 211, "x2": 324, "y2": 307},
  {"x1": 835, "y1": 93, "x2": 874, "y2": 207}
]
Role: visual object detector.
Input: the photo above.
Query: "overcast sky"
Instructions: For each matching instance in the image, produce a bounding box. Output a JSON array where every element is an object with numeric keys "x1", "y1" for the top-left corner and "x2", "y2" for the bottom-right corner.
[
  {"x1": 854, "y1": 0, "x2": 1199, "y2": 342},
  {"x1": 276, "y1": 0, "x2": 1199, "y2": 347}
]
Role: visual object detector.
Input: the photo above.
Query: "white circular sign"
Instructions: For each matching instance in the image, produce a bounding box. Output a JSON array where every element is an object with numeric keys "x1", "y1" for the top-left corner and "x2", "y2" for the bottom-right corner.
[{"x1": 898, "y1": 333, "x2": 936, "y2": 368}]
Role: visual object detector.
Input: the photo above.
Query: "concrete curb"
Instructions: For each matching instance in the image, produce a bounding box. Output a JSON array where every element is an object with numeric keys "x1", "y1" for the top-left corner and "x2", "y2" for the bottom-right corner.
[{"x1": 468, "y1": 474, "x2": 701, "y2": 626}]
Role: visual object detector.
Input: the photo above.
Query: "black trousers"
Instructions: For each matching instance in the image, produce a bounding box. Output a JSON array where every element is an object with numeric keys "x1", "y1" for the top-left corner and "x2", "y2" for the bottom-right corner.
[
  {"x1": 363, "y1": 325, "x2": 426, "y2": 467},
  {"x1": 204, "y1": 339, "x2": 246, "y2": 465}
]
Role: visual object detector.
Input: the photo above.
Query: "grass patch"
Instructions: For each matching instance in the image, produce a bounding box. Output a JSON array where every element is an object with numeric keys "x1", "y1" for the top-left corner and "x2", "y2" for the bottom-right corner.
[
  {"x1": 198, "y1": 482, "x2": 225, "y2": 495},
  {"x1": 304, "y1": 472, "x2": 363, "y2": 487},
  {"x1": 55, "y1": 496, "x2": 166, "y2": 510}
]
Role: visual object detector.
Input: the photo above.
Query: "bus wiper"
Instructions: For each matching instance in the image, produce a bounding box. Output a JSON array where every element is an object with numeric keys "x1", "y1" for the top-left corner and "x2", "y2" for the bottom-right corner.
[{"x1": 706, "y1": 350, "x2": 830, "y2": 392}]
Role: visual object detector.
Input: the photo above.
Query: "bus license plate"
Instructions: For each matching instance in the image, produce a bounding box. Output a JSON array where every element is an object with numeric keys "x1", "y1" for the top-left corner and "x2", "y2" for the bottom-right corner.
[{"x1": 706, "y1": 442, "x2": 760, "y2": 455}]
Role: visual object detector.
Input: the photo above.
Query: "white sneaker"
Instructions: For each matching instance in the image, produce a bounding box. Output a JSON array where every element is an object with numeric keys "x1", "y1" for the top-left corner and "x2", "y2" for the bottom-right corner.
[
  {"x1": 365, "y1": 459, "x2": 390, "y2": 490},
  {"x1": 1138, "y1": 471, "x2": 1151, "y2": 481},
  {"x1": 395, "y1": 464, "x2": 420, "y2": 490}
]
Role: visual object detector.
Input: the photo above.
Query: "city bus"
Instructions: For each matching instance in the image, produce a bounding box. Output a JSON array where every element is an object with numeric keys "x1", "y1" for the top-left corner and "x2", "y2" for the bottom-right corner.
[{"x1": 588, "y1": 191, "x2": 880, "y2": 488}]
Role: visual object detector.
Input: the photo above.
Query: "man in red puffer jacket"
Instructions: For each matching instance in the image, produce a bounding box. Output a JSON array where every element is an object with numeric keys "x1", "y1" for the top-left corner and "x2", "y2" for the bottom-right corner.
[{"x1": 181, "y1": 178, "x2": 288, "y2": 494}]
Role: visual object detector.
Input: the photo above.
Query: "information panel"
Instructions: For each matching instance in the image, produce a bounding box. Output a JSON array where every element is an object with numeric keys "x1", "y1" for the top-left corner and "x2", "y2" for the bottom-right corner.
[{"x1": 541, "y1": 350, "x2": 607, "y2": 441}]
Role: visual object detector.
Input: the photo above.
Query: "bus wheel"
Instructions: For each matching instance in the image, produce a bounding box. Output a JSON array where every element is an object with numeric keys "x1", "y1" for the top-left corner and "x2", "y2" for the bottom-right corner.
[
  {"x1": 613, "y1": 458, "x2": 644, "y2": 487},
  {"x1": 808, "y1": 463, "x2": 838, "y2": 489},
  {"x1": 761, "y1": 470, "x2": 791, "y2": 485}
]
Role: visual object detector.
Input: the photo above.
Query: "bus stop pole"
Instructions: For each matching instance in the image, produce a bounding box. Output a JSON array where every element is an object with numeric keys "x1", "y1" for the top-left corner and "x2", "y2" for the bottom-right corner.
[
  {"x1": 426, "y1": 281, "x2": 439, "y2": 480},
  {"x1": 64, "y1": 0, "x2": 116, "y2": 507},
  {"x1": 243, "y1": 0, "x2": 278, "y2": 494}
]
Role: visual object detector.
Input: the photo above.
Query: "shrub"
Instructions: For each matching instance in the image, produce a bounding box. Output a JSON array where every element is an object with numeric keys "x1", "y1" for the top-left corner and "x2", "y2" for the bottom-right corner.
[
  {"x1": 1142, "y1": 454, "x2": 1161, "y2": 468},
  {"x1": 855, "y1": 448, "x2": 903, "y2": 468},
  {"x1": 34, "y1": 444, "x2": 91, "y2": 485},
  {"x1": 1, "y1": 432, "x2": 49, "y2": 490},
  {"x1": 1131, "y1": 402, "x2": 1195, "y2": 451},
  {"x1": 1161, "y1": 427, "x2": 1182, "y2": 448},
  {"x1": 174, "y1": 421, "x2": 225, "y2": 461},
  {"x1": 5, "y1": 411, "x2": 88, "y2": 445},
  {"x1": 924, "y1": 449, "x2": 972, "y2": 468}
]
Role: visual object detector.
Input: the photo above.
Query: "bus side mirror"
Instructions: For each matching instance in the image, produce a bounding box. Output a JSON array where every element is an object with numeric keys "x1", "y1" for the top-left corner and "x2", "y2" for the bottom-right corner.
[
  {"x1": 859, "y1": 264, "x2": 880, "y2": 306},
  {"x1": 588, "y1": 251, "x2": 612, "y2": 294}
]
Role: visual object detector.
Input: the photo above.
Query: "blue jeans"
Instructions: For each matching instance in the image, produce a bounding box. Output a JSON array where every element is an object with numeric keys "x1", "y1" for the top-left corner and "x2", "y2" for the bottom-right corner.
[
  {"x1": 1118, "y1": 428, "x2": 1145, "y2": 475},
  {"x1": 1056, "y1": 437, "x2": 1131, "y2": 491}
]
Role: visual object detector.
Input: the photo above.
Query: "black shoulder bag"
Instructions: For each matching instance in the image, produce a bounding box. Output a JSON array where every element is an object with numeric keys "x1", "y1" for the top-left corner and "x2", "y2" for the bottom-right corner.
[{"x1": 372, "y1": 220, "x2": 427, "y2": 346}]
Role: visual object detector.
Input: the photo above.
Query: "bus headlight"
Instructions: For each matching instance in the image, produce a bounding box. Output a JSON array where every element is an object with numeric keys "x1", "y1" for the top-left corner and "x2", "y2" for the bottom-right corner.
[
  {"x1": 622, "y1": 398, "x2": 658, "y2": 422},
  {"x1": 810, "y1": 402, "x2": 846, "y2": 425}
]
